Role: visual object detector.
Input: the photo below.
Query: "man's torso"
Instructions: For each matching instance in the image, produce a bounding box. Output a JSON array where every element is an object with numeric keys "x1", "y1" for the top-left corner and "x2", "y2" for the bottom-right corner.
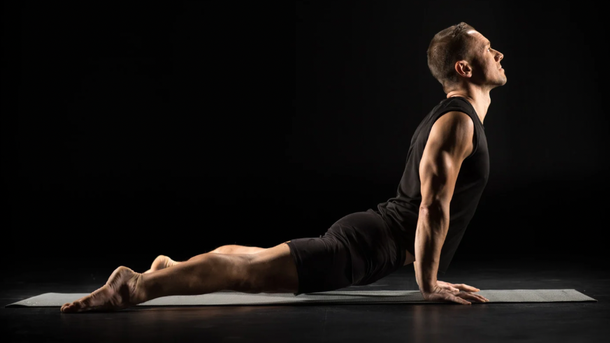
[{"x1": 375, "y1": 96, "x2": 489, "y2": 274}]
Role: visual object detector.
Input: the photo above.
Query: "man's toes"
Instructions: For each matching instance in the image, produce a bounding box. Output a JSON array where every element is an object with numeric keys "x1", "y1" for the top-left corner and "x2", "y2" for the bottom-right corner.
[
  {"x1": 61, "y1": 301, "x2": 84, "y2": 313},
  {"x1": 63, "y1": 289, "x2": 107, "y2": 312},
  {"x1": 60, "y1": 302, "x2": 72, "y2": 312}
]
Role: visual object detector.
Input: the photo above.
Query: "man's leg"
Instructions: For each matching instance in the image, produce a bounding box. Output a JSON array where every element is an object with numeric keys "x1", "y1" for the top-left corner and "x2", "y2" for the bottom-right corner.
[
  {"x1": 145, "y1": 244, "x2": 268, "y2": 273},
  {"x1": 60, "y1": 242, "x2": 298, "y2": 313},
  {"x1": 210, "y1": 244, "x2": 267, "y2": 254}
]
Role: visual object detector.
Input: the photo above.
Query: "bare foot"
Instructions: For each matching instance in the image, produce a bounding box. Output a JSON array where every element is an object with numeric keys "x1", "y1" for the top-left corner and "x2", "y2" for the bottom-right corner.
[
  {"x1": 145, "y1": 255, "x2": 180, "y2": 274},
  {"x1": 61, "y1": 266, "x2": 144, "y2": 313}
]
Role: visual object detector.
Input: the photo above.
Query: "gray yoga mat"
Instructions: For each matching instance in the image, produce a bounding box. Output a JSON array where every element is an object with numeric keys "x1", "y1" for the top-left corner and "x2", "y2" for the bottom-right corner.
[{"x1": 5, "y1": 289, "x2": 596, "y2": 307}]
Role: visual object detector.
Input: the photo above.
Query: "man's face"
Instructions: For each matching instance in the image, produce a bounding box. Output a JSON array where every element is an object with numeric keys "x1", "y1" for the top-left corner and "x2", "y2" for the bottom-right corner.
[{"x1": 467, "y1": 30, "x2": 507, "y2": 87}]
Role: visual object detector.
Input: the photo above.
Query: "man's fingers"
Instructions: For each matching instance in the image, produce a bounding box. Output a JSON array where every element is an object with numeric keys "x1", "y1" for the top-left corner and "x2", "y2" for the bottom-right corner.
[
  {"x1": 458, "y1": 292, "x2": 489, "y2": 303},
  {"x1": 440, "y1": 281, "x2": 480, "y2": 292},
  {"x1": 433, "y1": 293, "x2": 471, "y2": 305},
  {"x1": 474, "y1": 294, "x2": 489, "y2": 302},
  {"x1": 424, "y1": 283, "x2": 488, "y2": 305},
  {"x1": 448, "y1": 294, "x2": 471, "y2": 305},
  {"x1": 455, "y1": 283, "x2": 480, "y2": 292}
]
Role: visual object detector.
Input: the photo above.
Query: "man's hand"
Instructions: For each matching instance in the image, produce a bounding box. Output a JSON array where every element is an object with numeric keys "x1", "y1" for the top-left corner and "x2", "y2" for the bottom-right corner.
[{"x1": 420, "y1": 280, "x2": 489, "y2": 305}]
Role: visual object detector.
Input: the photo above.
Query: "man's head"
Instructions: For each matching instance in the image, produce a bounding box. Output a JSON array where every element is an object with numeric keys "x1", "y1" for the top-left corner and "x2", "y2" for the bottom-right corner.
[{"x1": 427, "y1": 22, "x2": 506, "y2": 93}]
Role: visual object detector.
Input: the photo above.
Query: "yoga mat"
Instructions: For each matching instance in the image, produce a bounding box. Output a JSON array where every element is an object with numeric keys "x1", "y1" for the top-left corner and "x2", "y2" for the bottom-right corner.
[{"x1": 5, "y1": 289, "x2": 596, "y2": 307}]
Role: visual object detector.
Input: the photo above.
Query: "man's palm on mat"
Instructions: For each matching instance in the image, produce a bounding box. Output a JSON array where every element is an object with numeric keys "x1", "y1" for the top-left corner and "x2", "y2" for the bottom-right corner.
[{"x1": 422, "y1": 281, "x2": 489, "y2": 305}]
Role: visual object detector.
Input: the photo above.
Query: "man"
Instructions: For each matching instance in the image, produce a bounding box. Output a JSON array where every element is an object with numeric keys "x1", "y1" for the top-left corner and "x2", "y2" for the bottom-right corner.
[{"x1": 61, "y1": 22, "x2": 504, "y2": 312}]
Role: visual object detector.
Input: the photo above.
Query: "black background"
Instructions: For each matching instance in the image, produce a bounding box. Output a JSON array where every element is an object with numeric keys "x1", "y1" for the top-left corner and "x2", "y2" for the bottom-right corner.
[{"x1": 3, "y1": 1, "x2": 609, "y2": 273}]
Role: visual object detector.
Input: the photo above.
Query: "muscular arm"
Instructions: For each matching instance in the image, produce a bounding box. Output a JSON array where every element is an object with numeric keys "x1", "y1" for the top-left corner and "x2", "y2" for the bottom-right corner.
[{"x1": 414, "y1": 111, "x2": 474, "y2": 293}]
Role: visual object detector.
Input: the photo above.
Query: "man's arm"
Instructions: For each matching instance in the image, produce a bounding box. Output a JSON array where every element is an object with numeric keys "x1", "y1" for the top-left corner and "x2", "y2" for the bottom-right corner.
[{"x1": 414, "y1": 111, "x2": 488, "y2": 305}]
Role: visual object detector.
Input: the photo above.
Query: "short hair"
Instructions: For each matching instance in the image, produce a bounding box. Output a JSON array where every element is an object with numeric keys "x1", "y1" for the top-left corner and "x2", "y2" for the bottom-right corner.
[{"x1": 427, "y1": 22, "x2": 478, "y2": 91}]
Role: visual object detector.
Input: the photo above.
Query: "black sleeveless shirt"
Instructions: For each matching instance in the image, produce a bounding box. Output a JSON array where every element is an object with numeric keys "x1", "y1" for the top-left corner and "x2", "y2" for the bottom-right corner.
[{"x1": 375, "y1": 96, "x2": 489, "y2": 275}]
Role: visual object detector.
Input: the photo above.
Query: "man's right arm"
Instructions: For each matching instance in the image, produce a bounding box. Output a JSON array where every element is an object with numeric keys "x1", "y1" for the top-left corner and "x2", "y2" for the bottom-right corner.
[{"x1": 414, "y1": 111, "x2": 488, "y2": 305}]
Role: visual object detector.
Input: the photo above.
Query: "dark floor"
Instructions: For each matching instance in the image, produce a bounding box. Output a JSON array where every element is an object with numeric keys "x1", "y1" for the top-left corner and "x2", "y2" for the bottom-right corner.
[{"x1": 2, "y1": 254, "x2": 609, "y2": 343}]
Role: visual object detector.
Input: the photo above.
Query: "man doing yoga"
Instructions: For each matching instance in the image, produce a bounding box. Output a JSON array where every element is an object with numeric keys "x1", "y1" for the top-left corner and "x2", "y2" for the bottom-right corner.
[{"x1": 61, "y1": 22, "x2": 505, "y2": 312}]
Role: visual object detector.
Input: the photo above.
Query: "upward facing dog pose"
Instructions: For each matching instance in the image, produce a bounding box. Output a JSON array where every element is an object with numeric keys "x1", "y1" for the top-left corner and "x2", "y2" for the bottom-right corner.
[{"x1": 61, "y1": 22, "x2": 506, "y2": 312}]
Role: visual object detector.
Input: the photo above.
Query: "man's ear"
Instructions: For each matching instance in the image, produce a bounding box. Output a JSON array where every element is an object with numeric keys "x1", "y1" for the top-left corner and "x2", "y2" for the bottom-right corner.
[{"x1": 454, "y1": 60, "x2": 472, "y2": 78}]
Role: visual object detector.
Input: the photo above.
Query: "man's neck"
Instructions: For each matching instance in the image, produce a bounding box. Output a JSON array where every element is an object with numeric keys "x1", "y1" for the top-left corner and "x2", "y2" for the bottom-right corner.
[{"x1": 445, "y1": 86, "x2": 491, "y2": 124}]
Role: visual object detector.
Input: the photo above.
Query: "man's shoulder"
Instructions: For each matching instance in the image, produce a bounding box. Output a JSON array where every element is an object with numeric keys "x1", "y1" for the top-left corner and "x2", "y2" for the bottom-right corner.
[
  {"x1": 434, "y1": 111, "x2": 474, "y2": 134},
  {"x1": 427, "y1": 110, "x2": 475, "y2": 156}
]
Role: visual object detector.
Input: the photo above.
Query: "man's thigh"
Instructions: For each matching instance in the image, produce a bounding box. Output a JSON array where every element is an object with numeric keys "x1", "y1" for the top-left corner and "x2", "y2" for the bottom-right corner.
[{"x1": 245, "y1": 242, "x2": 299, "y2": 293}]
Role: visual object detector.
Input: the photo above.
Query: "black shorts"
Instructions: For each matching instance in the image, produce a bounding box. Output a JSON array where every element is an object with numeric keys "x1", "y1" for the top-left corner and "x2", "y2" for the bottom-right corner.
[{"x1": 286, "y1": 209, "x2": 406, "y2": 296}]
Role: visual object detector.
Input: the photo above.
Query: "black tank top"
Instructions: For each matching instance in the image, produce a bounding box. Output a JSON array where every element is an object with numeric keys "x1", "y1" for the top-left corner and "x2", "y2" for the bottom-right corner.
[{"x1": 375, "y1": 96, "x2": 489, "y2": 275}]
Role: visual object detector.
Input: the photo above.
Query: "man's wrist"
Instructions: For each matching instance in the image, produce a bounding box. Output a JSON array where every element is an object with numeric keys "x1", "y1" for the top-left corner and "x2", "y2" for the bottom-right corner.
[
  {"x1": 419, "y1": 282, "x2": 436, "y2": 294},
  {"x1": 414, "y1": 261, "x2": 437, "y2": 292}
]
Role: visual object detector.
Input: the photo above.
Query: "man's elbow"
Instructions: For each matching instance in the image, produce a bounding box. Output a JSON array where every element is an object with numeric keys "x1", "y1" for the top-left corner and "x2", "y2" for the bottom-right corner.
[
  {"x1": 419, "y1": 200, "x2": 447, "y2": 217},
  {"x1": 418, "y1": 201, "x2": 450, "y2": 229}
]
